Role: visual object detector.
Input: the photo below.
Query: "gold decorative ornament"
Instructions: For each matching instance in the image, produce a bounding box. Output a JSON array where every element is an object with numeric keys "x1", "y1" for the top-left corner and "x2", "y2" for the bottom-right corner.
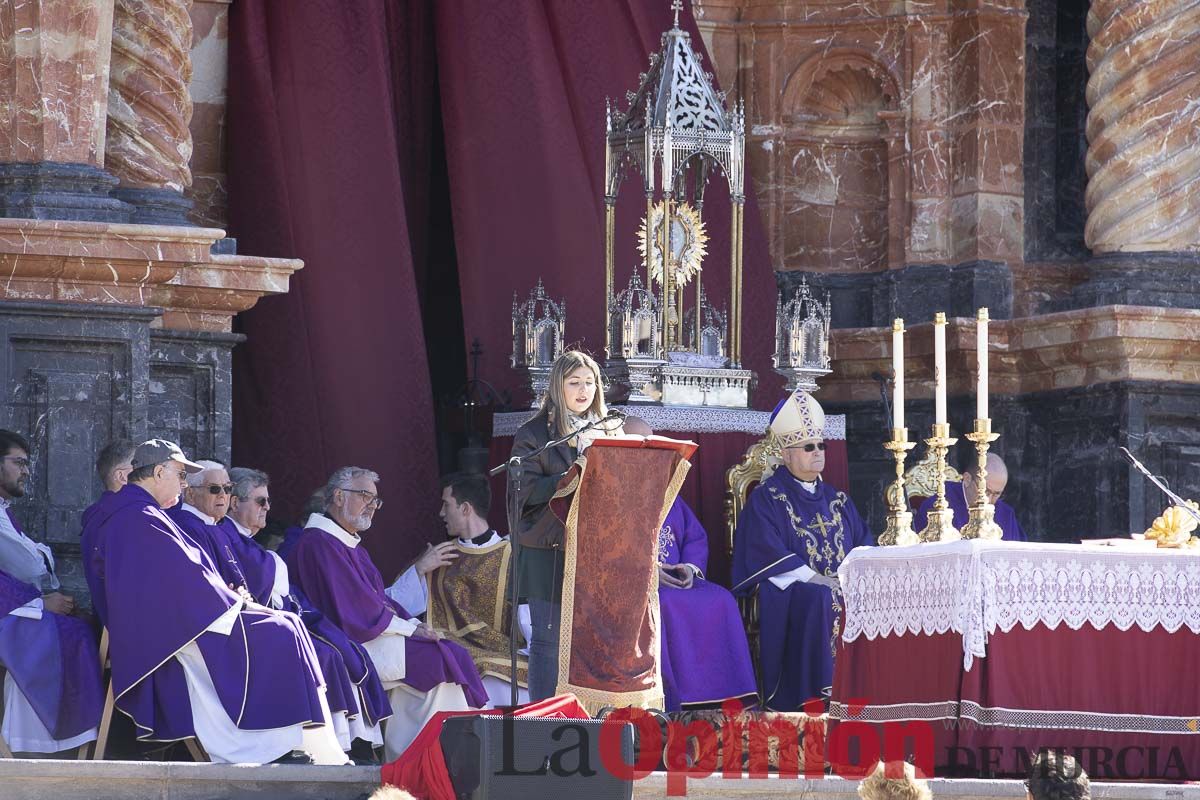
[
  {"x1": 961, "y1": 418, "x2": 1003, "y2": 540},
  {"x1": 879, "y1": 428, "x2": 918, "y2": 546},
  {"x1": 638, "y1": 201, "x2": 708, "y2": 289},
  {"x1": 1145, "y1": 501, "x2": 1200, "y2": 548},
  {"x1": 918, "y1": 423, "x2": 960, "y2": 543}
]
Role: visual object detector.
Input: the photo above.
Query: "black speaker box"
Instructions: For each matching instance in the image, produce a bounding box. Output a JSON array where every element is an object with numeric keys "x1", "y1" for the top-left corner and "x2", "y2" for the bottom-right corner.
[{"x1": 440, "y1": 714, "x2": 635, "y2": 800}]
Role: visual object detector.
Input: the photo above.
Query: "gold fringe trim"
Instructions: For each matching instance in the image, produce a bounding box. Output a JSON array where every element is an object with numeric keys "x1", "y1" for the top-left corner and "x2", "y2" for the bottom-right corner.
[{"x1": 555, "y1": 451, "x2": 692, "y2": 713}]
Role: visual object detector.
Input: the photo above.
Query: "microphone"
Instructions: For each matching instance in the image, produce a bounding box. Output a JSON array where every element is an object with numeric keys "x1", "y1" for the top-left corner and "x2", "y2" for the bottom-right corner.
[
  {"x1": 604, "y1": 408, "x2": 627, "y2": 421},
  {"x1": 872, "y1": 371, "x2": 892, "y2": 436},
  {"x1": 1120, "y1": 446, "x2": 1200, "y2": 527}
]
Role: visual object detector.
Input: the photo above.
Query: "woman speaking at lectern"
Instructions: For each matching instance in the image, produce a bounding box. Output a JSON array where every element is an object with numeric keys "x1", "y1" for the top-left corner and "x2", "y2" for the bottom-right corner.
[{"x1": 510, "y1": 350, "x2": 624, "y2": 700}]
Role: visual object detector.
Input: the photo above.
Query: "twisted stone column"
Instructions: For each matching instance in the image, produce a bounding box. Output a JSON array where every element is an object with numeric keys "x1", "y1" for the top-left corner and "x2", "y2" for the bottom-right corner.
[
  {"x1": 1084, "y1": 0, "x2": 1200, "y2": 252},
  {"x1": 106, "y1": 0, "x2": 194, "y2": 222}
]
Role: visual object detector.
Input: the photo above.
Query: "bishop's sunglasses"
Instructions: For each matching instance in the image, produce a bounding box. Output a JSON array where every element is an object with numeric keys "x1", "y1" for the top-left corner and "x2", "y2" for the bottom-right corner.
[{"x1": 799, "y1": 442, "x2": 826, "y2": 452}]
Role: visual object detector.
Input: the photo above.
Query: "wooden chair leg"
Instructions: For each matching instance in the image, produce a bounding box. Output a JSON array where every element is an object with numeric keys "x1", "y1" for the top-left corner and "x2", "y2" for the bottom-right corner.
[
  {"x1": 91, "y1": 680, "x2": 115, "y2": 760},
  {"x1": 184, "y1": 738, "x2": 207, "y2": 762}
]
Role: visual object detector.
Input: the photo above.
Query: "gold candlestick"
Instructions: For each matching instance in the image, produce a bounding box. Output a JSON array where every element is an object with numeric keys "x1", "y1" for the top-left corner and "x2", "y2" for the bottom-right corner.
[
  {"x1": 880, "y1": 428, "x2": 918, "y2": 546},
  {"x1": 960, "y1": 417, "x2": 1003, "y2": 540},
  {"x1": 918, "y1": 422, "x2": 960, "y2": 542}
]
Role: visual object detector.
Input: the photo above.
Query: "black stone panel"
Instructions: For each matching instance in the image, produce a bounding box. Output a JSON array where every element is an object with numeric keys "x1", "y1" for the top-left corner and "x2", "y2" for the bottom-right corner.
[
  {"x1": 779, "y1": 261, "x2": 1013, "y2": 329},
  {"x1": 0, "y1": 300, "x2": 158, "y2": 601},
  {"x1": 824, "y1": 381, "x2": 1200, "y2": 544},
  {"x1": 1022, "y1": 0, "x2": 1089, "y2": 262},
  {"x1": 149, "y1": 329, "x2": 245, "y2": 464},
  {"x1": 1055, "y1": 252, "x2": 1200, "y2": 310}
]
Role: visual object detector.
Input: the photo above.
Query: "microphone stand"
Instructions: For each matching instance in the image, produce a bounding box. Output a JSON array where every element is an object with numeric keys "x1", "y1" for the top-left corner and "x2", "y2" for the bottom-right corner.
[
  {"x1": 489, "y1": 412, "x2": 624, "y2": 708},
  {"x1": 1120, "y1": 446, "x2": 1200, "y2": 528}
]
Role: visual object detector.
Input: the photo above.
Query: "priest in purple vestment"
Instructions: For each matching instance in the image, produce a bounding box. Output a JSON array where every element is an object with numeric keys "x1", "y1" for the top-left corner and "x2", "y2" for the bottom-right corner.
[
  {"x1": 287, "y1": 466, "x2": 488, "y2": 761},
  {"x1": 221, "y1": 466, "x2": 390, "y2": 764},
  {"x1": 913, "y1": 453, "x2": 1026, "y2": 541},
  {"x1": 657, "y1": 497, "x2": 757, "y2": 711},
  {"x1": 0, "y1": 428, "x2": 101, "y2": 753},
  {"x1": 732, "y1": 393, "x2": 874, "y2": 711},
  {"x1": 80, "y1": 439, "x2": 340, "y2": 765}
]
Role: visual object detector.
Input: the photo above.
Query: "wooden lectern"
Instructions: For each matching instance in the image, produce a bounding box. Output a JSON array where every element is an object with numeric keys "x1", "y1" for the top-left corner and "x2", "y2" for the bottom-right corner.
[{"x1": 553, "y1": 436, "x2": 697, "y2": 714}]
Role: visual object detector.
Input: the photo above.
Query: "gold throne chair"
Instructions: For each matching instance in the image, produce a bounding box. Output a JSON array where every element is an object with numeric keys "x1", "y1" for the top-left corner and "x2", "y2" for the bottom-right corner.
[
  {"x1": 725, "y1": 433, "x2": 964, "y2": 697},
  {"x1": 724, "y1": 429, "x2": 783, "y2": 699}
]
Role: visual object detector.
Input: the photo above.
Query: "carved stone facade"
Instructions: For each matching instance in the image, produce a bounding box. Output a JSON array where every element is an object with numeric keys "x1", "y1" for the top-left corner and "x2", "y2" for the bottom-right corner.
[
  {"x1": 695, "y1": 0, "x2": 1200, "y2": 541},
  {"x1": 0, "y1": 2, "x2": 293, "y2": 601}
]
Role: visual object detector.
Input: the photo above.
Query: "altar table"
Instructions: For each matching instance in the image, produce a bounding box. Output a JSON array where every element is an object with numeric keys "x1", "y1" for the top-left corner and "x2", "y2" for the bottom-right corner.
[{"x1": 831, "y1": 540, "x2": 1200, "y2": 780}]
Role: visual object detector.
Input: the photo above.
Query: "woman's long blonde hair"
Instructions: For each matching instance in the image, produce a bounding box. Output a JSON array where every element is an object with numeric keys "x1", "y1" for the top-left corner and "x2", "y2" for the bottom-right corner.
[{"x1": 538, "y1": 350, "x2": 608, "y2": 439}]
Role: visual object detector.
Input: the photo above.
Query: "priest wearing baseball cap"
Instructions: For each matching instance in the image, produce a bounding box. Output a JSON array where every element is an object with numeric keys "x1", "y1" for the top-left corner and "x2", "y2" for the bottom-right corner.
[
  {"x1": 731, "y1": 392, "x2": 874, "y2": 711},
  {"x1": 80, "y1": 439, "x2": 344, "y2": 764}
]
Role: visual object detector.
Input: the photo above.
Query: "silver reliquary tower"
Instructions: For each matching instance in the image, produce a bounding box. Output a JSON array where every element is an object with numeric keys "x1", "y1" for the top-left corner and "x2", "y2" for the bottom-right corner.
[
  {"x1": 773, "y1": 277, "x2": 832, "y2": 393},
  {"x1": 601, "y1": 0, "x2": 752, "y2": 408},
  {"x1": 511, "y1": 279, "x2": 566, "y2": 408}
]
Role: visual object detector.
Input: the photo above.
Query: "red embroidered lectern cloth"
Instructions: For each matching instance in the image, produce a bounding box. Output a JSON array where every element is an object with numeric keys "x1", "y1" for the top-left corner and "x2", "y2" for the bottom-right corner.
[
  {"x1": 555, "y1": 436, "x2": 696, "y2": 714},
  {"x1": 831, "y1": 541, "x2": 1200, "y2": 779}
]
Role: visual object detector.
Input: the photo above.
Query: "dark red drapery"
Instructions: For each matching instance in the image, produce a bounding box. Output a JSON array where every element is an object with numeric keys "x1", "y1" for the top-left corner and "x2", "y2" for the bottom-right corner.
[
  {"x1": 227, "y1": 1, "x2": 441, "y2": 579},
  {"x1": 227, "y1": 1, "x2": 784, "y2": 577}
]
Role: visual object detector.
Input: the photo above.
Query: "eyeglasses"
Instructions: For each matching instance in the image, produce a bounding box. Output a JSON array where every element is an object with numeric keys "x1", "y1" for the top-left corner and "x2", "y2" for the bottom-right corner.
[
  {"x1": 341, "y1": 488, "x2": 383, "y2": 510},
  {"x1": 202, "y1": 484, "x2": 234, "y2": 495},
  {"x1": 252, "y1": 496, "x2": 270, "y2": 508},
  {"x1": 2, "y1": 455, "x2": 30, "y2": 470},
  {"x1": 795, "y1": 442, "x2": 826, "y2": 453}
]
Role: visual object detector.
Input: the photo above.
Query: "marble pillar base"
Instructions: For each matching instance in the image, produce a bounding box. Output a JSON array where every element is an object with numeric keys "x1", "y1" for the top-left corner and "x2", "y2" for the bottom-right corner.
[
  {"x1": 1056, "y1": 252, "x2": 1200, "y2": 310},
  {"x1": 113, "y1": 186, "x2": 195, "y2": 226},
  {"x1": 0, "y1": 163, "x2": 131, "y2": 223},
  {"x1": 780, "y1": 261, "x2": 1014, "y2": 329}
]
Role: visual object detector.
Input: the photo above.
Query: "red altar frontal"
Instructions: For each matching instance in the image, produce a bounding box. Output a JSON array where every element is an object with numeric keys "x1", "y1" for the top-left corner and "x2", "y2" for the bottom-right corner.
[
  {"x1": 830, "y1": 540, "x2": 1200, "y2": 780},
  {"x1": 488, "y1": 406, "x2": 849, "y2": 586}
]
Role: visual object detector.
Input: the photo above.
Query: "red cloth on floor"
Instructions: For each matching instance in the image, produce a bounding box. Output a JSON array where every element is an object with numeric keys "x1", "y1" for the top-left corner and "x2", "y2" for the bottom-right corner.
[{"x1": 381, "y1": 694, "x2": 590, "y2": 799}]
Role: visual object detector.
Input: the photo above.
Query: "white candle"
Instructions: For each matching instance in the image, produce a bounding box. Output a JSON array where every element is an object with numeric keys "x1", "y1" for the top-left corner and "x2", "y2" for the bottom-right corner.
[
  {"x1": 892, "y1": 318, "x2": 904, "y2": 430},
  {"x1": 934, "y1": 312, "x2": 947, "y2": 426},
  {"x1": 976, "y1": 307, "x2": 988, "y2": 420}
]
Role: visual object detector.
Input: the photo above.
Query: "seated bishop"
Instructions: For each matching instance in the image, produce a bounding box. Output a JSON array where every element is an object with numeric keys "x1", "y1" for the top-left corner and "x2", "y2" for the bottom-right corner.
[
  {"x1": 913, "y1": 453, "x2": 1026, "y2": 541},
  {"x1": 203, "y1": 466, "x2": 391, "y2": 764},
  {"x1": 408, "y1": 472, "x2": 530, "y2": 708},
  {"x1": 287, "y1": 466, "x2": 488, "y2": 761},
  {"x1": 0, "y1": 429, "x2": 102, "y2": 753},
  {"x1": 732, "y1": 393, "x2": 874, "y2": 711},
  {"x1": 80, "y1": 439, "x2": 342, "y2": 765}
]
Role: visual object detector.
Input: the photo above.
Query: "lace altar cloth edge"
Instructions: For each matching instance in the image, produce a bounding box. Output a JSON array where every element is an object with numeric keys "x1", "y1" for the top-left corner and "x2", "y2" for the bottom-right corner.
[{"x1": 837, "y1": 540, "x2": 1200, "y2": 670}]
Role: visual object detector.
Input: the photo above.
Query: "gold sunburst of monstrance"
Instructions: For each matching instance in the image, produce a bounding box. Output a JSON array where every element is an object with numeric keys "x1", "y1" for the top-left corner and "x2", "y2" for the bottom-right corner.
[{"x1": 638, "y1": 201, "x2": 708, "y2": 288}]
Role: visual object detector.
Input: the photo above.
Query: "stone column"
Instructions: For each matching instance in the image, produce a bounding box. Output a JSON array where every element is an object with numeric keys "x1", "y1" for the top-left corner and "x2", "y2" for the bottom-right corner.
[
  {"x1": 1084, "y1": 0, "x2": 1200, "y2": 253},
  {"x1": 0, "y1": 0, "x2": 129, "y2": 221},
  {"x1": 106, "y1": 0, "x2": 195, "y2": 225},
  {"x1": 1076, "y1": 0, "x2": 1200, "y2": 306}
]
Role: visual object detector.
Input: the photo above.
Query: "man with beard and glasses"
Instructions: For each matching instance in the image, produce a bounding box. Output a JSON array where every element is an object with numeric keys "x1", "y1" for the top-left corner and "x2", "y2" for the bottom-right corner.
[
  {"x1": 0, "y1": 428, "x2": 102, "y2": 754},
  {"x1": 287, "y1": 466, "x2": 487, "y2": 760},
  {"x1": 219, "y1": 467, "x2": 391, "y2": 764}
]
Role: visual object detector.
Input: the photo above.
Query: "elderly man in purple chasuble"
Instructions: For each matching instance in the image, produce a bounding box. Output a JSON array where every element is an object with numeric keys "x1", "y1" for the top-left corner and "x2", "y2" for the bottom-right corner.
[
  {"x1": 287, "y1": 466, "x2": 487, "y2": 761},
  {"x1": 733, "y1": 392, "x2": 875, "y2": 712},
  {"x1": 218, "y1": 466, "x2": 392, "y2": 764},
  {"x1": 0, "y1": 428, "x2": 102, "y2": 754},
  {"x1": 80, "y1": 439, "x2": 345, "y2": 765}
]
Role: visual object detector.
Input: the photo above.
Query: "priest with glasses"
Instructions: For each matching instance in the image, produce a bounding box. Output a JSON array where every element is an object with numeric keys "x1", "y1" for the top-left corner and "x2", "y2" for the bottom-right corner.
[{"x1": 732, "y1": 392, "x2": 874, "y2": 711}]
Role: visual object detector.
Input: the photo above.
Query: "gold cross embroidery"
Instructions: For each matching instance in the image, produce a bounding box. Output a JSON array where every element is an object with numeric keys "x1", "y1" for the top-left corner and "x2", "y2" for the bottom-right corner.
[{"x1": 809, "y1": 512, "x2": 835, "y2": 538}]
